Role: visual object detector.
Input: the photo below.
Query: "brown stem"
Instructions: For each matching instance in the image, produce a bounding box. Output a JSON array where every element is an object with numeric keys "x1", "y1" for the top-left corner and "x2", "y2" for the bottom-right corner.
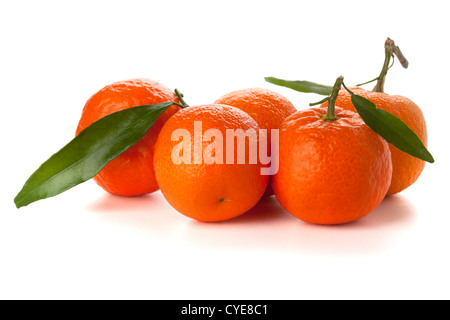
[{"x1": 373, "y1": 38, "x2": 409, "y2": 93}]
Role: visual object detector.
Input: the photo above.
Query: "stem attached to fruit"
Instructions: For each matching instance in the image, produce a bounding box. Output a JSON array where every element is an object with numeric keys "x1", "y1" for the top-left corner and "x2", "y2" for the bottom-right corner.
[
  {"x1": 322, "y1": 76, "x2": 344, "y2": 122},
  {"x1": 373, "y1": 38, "x2": 409, "y2": 93},
  {"x1": 174, "y1": 89, "x2": 190, "y2": 108}
]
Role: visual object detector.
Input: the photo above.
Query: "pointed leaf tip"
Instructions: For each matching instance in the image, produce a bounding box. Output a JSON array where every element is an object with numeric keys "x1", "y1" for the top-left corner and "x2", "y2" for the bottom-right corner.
[
  {"x1": 350, "y1": 94, "x2": 434, "y2": 163},
  {"x1": 14, "y1": 102, "x2": 174, "y2": 208}
]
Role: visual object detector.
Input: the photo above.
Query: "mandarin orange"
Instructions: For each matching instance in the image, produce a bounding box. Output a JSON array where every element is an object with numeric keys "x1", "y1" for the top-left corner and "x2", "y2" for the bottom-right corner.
[
  {"x1": 273, "y1": 80, "x2": 392, "y2": 225},
  {"x1": 153, "y1": 104, "x2": 268, "y2": 222},
  {"x1": 273, "y1": 76, "x2": 392, "y2": 224},
  {"x1": 76, "y1": 78, "x2": 180, "y2": 196},
  {"x1": 215, "y1": 88, "x2": 296, "y2": 196}
]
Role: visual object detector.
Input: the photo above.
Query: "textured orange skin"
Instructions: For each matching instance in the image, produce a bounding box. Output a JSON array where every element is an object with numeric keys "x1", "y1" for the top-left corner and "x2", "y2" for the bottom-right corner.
[
  {"x1": 154, "y1": 104, "x2": 269, "y2": 222},
  {"x1": 76, "y1": 79, "x2": 180, "y2": 196},
  {"x1": 272, "y1": 106, "x2": 392, "y2": 225},
  {"x1": 321, "y1": 87, "x2": 427, "y2": 195},
  {"x1": 214, "y1": 88, "x2": 297, "y2": 196}
]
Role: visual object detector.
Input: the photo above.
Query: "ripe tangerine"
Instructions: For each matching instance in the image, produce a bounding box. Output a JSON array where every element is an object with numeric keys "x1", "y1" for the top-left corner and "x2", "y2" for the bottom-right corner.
[
  {"x1": 153, "y1": 104, "x2": 268, "y2": 222},
  {"x1": 273, "y1": 105, "x2": 392, "y2": 225},
  {"x1": 76, "y1": 78, "x2": 180, "y2": 196},
  {"x1": 215, "y1": 88, "x2": 297, "y2": 196}
]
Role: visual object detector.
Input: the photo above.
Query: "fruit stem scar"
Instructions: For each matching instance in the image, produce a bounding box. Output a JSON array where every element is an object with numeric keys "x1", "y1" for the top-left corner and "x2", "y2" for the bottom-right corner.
[
  {"x1": 322, "y1": 76, "x2": 344, "y2": 122},
  {"x1": 373, "y1": 38, "x2": 409, "y2": 93},
  {"x1": 174, "y1": 89, "x2": 190, "y2": 108}
]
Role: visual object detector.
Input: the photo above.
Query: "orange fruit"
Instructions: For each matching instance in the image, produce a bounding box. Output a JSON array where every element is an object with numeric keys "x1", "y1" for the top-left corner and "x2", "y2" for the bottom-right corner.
[
  {"x1": 214, "y1": 88, "x2": 297, "y2": 196},
  {"x1": 153, "y1": 104, "x2": 269, "y2": 222},
  {"x1": 272, "y1": 106, "x2": 392, "y2": 225},
  {"x1": 76, "y1": 78, "x2": 180, "y2": 196},
  {"x1": 321, "y1": 87, "x2": 427, "y2": 195}
]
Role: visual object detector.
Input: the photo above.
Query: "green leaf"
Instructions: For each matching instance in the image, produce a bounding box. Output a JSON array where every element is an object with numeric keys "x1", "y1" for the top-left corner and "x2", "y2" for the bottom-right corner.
[
  {"x1": 265, "y1": 77, "x2": 333, "y2": 96},
  {"x1": 14, "y1": 102, "x2": 174, "y2": 208},
  {"x1": 350, "y1": 94, "x2": 434, "y2": 163}
]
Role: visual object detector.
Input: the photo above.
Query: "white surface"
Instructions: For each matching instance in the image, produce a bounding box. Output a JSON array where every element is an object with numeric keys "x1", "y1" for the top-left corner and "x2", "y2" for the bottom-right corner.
[{"x1": 1, "y1": 0, "x2": 449, "y2": 300}]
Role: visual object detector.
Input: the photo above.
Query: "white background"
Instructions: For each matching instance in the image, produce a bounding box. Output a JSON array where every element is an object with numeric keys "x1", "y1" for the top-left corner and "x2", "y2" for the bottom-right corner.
[{"x1": 1, "y1": 0, "x2": 449, "y2": 300}]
